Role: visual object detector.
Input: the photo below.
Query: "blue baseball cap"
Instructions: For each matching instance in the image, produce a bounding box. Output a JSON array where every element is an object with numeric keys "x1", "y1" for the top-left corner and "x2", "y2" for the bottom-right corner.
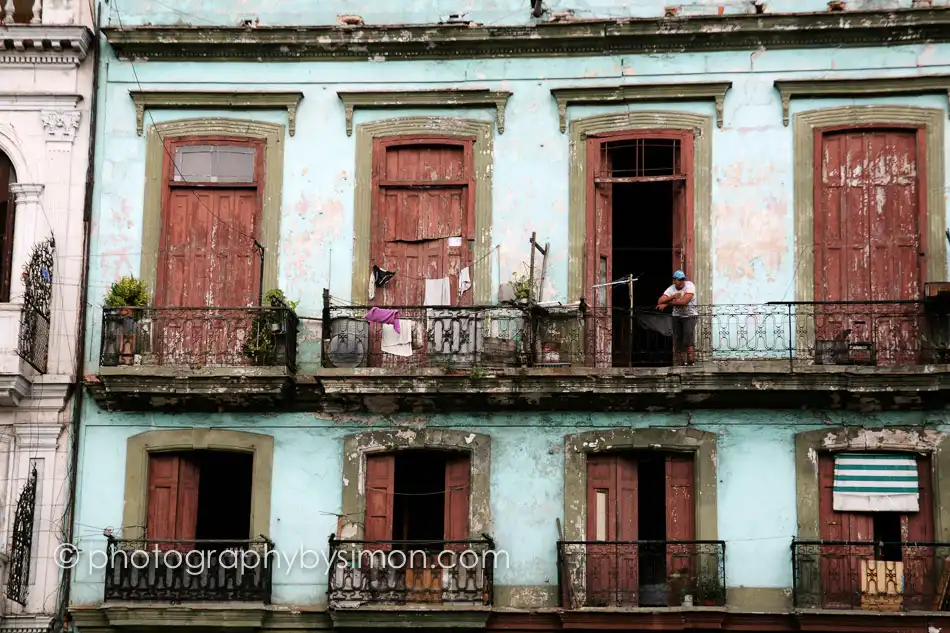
[{"x1": 673, "y1": 270, "x2": 686, "y2": 280}]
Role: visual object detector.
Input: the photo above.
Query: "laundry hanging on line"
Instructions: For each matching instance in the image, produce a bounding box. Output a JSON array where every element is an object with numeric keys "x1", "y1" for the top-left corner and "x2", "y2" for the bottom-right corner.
[
  {"x1": 364, "y1": 307, "x2": 401, "y2": 334},
  {"x1": 381, "y1": 319, "x2": 413, "y2": 357},
  {"x1": 367, "y1": 265, "x2": 396, "y2": 301}
]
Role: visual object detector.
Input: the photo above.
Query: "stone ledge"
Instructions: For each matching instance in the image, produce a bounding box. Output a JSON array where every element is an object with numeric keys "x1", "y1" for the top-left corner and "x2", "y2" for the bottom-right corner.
[
  {"x1": 70, "y1": 605, "x2": 333, "y2": 631},
  {"x1": 0, "y1": 26, "x2": 93, "y2": 65},
  {"x1": 101, "y1": 8, "x2": 950, "y2": 62},
  {"x1": 330, "y1": 606, "x2": 491, "y2": 628}
]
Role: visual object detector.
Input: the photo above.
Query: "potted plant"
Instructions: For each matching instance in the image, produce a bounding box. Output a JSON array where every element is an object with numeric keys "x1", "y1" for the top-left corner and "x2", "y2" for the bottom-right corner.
[
  {"x1": 103, "y1": 276, "x2": 148, "y2": 366},
  {"x1": 697, "y1": 577, "x2": 725, "y2": 606},
  {"x1": 668, "y1": 566, "x2": 692, "y2": 607},
  {"x1": 241, "y1": 289, "x2": 298, "y2": 367}
]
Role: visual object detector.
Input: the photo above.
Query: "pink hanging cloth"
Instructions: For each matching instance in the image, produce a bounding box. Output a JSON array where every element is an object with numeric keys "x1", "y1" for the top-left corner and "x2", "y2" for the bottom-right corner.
[{"x1": 364, "y1": 307, "x2": 401, "y2": 334}]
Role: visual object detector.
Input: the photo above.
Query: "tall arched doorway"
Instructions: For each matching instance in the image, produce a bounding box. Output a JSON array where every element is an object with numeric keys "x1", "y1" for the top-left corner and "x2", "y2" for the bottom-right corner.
[{"x1": 0, "y1": 151, "x2": 15, "y2": 302}]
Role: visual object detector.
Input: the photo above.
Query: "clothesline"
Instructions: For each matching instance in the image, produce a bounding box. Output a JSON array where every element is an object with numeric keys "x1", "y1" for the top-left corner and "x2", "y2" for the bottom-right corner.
[{"x1": 374, "y1": 244, "x2": 501, "y2": 283}]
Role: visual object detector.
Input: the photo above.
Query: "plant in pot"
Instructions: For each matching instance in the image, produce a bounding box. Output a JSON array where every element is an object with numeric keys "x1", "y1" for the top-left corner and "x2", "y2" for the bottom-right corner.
[
  {"x1": 103, "y1": 276, "x2": 149, "y2": 366},
  {"x1": 696, "y1": 577, "x2": 725, "y2": 606},
  {"x1": 241, "y1": 289, "x2": 299, "y2": 367},
  {"x1": 668, "y1": 566, "x2": 692, "y2": 607}
]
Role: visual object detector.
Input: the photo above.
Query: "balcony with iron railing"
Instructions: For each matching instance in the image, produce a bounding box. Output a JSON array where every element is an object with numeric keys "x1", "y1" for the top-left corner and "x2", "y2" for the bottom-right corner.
[
  {"x1": 792, "y1": 539, "x2": 950, "y2": 612},
  {"x1": 317, "y1": 295, "x2": 950, "y2": 411},
  {"x1": 103, "y1": 537, "x2": 274, "y2": 603},
  {"x1": 556, "y1": 540, "x2": 726, "y2": 610},
  {"x1": 327, "y1": 537, "x2": 495, "y2": 612},
  {"x1": 88, "y1": 306, "x2": 299, "y2": 410}
]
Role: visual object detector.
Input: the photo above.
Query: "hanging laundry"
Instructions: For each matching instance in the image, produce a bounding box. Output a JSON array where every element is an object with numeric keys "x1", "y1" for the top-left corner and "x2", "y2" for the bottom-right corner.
[
  {"x1": 458, "y1": 267, "x2": 472, "y2": 296},
  {"x1": 368, "y1": 271, "x2": 376, "y2": 301},
  {"x1": 373, "y1": 265, "x2": 395, "y2": 287},
  {"x1": 364, "y1": 307, "x2": 401, "y2": 334},
  {"x1": 425, "y1": 277, "x2": 451, "y2": 306},
  {"x1": 381, "y1": 319, "x2": 412, "y2": 357}
]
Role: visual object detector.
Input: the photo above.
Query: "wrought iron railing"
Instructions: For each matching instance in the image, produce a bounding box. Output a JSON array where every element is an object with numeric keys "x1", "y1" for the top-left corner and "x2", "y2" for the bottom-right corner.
[
  {"x1": 792, "y1": 539, "x2": 950, "y2": 611},
  {"x1": 103, "y1": 537, "x2": 274, "y2": 602},
  {"x1": 556, "y1": 540, "x2": 726, "y2": 608},
  {"x1": 17, "y1": 237, "x2": 54, "y2": 373},
  {"x1": 327, "y1": 536, "x2": 495, "y2": 608},
  {"x1": 323, "y1": 298, "x2": 941, "y2": 369},
  {"x1": 100, "y1": 306, "x2": 298, "y2": 371},
  {"x1": 6, "y1": 465, "x2": 38, "y2": 605}
]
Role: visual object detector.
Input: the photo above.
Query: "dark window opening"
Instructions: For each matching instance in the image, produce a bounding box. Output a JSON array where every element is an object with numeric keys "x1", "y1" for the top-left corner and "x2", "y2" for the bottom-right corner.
[
  {"x1": 873, "y1": 512, "x2": 902, "y2": 562},
  {"x1": 603, "y1": 139, "x2": 683, "y2": 367},
  {"x1": 0, "y1": 152, "x2": 15, "y2": 303},
  {"x1": 393, "y1": 451, "x2": 450, "y2": 545},
  {"x1": 194, "y1": 451, "x2": 253, "y2": 544},
  {"x1": 636, "y1": 453, "x2": 669, "y2": 606}
]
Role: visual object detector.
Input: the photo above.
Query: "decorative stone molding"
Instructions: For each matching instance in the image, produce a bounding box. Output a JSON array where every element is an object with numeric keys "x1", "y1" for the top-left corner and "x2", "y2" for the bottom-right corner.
[
  {"x1": 140, "y1": 119, "x2": 284, "y2": 300},
  {"x1": 350, "y1": 117, "x2": 494, "y2": 304},
  {"x1": 337, "y1": 90, "x2": 511, "y2": 136},
  {"x1": 40, "y1": 109, "x2": 80, "y2": 143},
  {"x1": 551, "y1": 82, "x2": 731, "y2": 132},
  {"x1": 566, "y1": 111, "x2": 712, "y2": 307},
  {"x1": 8, "y1": 183, "x2": 44, "y2": 205},
  {"x1": 102, "y1": 9, "x2": 950, "y2": 62},
  {"x1": 0, "y1": 93, "x2": 82, "y2": 111},
  {"x1": 562, "y1": 427, "x2": 718, "y2": 541},
  {"x1": 121, "y1": 429, "x2": 274, "y2": 541},
  {"x1": 12, "y1": 423, "x2": 62, "y2": 451},
  {"x1": 794, "y1": 427, "x2": 950, "y2": 542},
  {"x1": 775, "y1": 75, "x2": 950, "y2": 126},
  {"x1": 792, "y1": 106, "x2": 945, "y2": 303},
  {"x1": 128, "y1": 91, "x2": 304, "y2": 136},
  {"x1": 340, "y1": 428, "x2": 491, "y2": 540},
  {"x1": 0, "y1": 26, "x2": 92, "y2": 65}
]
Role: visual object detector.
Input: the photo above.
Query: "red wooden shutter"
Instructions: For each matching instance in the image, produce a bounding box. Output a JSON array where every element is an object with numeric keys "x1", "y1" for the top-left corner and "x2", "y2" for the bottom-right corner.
[
  {"x1": 444, "y1": 453, "x2": 471, "y2": 547},
  {"x1": 616, "y1": 456, "x2": 639, "y2": 606},
  {"x1": 905, "y1": 455, "x2": 934, "y2": 609},
  {"x1": 364, "y1": 453, "x2": 395, "y2": 549},
  {"x1": 147, "y1": 454, "x2": 181, "y2": 543},
  {"x1": 666, "y1": 454, "x2": 695, "y2": 605},
  {"x1": 586, "y1": 139, "x2": 613, "y2": 368},
  {"x1": 175, "y1": 455, "x2": 201, "y2": 550}
]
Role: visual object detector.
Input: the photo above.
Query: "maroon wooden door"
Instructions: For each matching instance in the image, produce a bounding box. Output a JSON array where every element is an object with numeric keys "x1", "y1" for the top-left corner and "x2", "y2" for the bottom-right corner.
[
  {"x1": 903, "y1": 454, "x2": 935, "y2": 610},
  {"x1": 670, "y1": 132, "x2": 694, "y2": 275},
  {"x1": 146, "y1": 453, "x2": 200, "y2": 550},
  {"x1": 370, "y1": 137, "x2": 475, "y2": 365},
  {"x1": 0, "y1": 153, "x2": 13, "y2": 303},
  {"x1": 363, "y1": 452, "x2": 395, "y2": 546},
  {"x1": 815, "y1": 129, "x2": 923, "y2": 364},
  {"x1": 586, "y1": 454, "x2": 638, "y2": 606},
  {"x1": 155, "y1": 138, "x2": 264, "y2": 365},
  {"x1": 665, "y1": 454, "x2": 696, "y2": 605},
  {"x1": 586, "y1": 138, "x2": 613, "y2": 368},
  {"x1": 818, "y1": 453, "x2": 874, "y2": 608}
]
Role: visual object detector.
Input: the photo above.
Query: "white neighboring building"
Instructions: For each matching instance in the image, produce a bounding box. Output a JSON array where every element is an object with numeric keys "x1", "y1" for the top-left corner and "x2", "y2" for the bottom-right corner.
[{"x1": 0, "y1": 0, "x2": 94, "y2": 631}]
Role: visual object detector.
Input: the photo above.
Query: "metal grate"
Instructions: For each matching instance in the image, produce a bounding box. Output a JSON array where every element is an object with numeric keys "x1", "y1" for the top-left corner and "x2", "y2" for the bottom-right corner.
[
  {"x1": 7, "y1": 465, "x2": 38, "y2": 605},
  {"x1": 17, "y1": 236, "x2": 54, "y2": 373}
]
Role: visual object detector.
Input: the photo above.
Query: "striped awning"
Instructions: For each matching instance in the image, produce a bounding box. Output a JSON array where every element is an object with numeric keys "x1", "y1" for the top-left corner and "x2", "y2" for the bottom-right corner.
[{"x1": 833, "y1": 453, "x2": 919, "y2": 512}]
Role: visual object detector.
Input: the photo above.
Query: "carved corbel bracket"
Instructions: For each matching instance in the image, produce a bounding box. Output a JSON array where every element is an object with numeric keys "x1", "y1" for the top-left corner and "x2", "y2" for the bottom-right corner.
[
  {"x1": 550, "y1": 82, "x2": 732, "y2": 133},
  {"x1": 774, "y1": 75, "x2": 950, "y2": 126},
  {"x1": 337, "y1": 89, "x2": 512, "y2": 137},
  {"x1": 129, "y1": 91, "x2": 304, "y2": 136}
]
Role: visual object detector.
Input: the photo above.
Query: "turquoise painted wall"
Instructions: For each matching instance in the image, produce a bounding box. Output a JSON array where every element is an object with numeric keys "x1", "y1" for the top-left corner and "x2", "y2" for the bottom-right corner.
[
  {"x1": 84, "y1": 42, "x2": 950, "y2": 370},
  {"x1": 101, "y1": 0, "x2": 949, "y2": 27},
  {"x1": 70, "y1": 403, "x2": 946, "y2": 606}
]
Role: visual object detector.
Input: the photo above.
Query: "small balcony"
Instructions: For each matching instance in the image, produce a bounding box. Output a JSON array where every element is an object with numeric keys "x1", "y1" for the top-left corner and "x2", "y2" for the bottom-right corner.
[
  {"x1": 316, "y1": 297, "x2": 950, "y2": 413},
  {"x1": 87, "y1": 306, "x2": 297, "y2": 411},
  {"x1": 327, "y1": 537, "x2": 494, "y2": 622},
  {"x1": 792, "y1": 539, "x2": 950, "y2": 612},
  {"x1": 103, "y1": 537, "x2": 274, "y2": 603},
  {"x1": 556, "y1": 540, "x2": 726, "y2": 609},
  {"x1": 1, "y1": 0, "x2": 39, "y2": 24}
]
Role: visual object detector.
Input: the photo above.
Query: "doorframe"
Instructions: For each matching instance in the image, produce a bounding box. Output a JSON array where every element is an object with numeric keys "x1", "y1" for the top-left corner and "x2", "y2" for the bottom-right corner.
[
  {"x1": 156, "y1": 135, "x2": 267, "y2": 307},
  {"x1": 792, "y1": 106, "x2": 945, "y2": 304},
  {"x1": 141, "y1": 119, "x2": 284, "y2": 303},
  {"x1": 567, "y1": 112, "x2": 713, "y2": 307},
  {"x1": 810, "y1": 122, "x2": 928, "y2": 303}
]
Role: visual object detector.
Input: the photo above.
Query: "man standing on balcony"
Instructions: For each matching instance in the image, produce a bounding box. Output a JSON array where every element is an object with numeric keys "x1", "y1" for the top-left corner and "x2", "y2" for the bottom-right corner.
[{"x1": 657, "y1": 270, "x2": 697, "y2": 366}]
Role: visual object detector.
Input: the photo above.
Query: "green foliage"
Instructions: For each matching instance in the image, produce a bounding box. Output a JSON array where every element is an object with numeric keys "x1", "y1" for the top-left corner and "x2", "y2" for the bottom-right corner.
[
  {"x1": 509, "y1": 272, "x2": 532, "y2": 301},
  {"x1": 104, "y1": 276, "x2": 149, "y2": 307},
  {"x1": 242, "y1": 288, "x2": 298, "y2": 367}
]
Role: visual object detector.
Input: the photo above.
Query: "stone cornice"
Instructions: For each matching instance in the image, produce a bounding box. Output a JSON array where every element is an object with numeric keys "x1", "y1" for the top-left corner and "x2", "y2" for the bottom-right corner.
[
  {"x1": 0, "y1": 26, "x2": 93, "y2": 65},
  {"x1": 128, "y1": 91, "x2": 304, "y2": 136},
  {"x1": 101, "y1": 9, "x2": 950, "y2": 62},
  {"x1": 775, "y1": 75, "x2": 950, "y2": 126},
  {"x1": 550, "y1": 82, "x2": 731, "y2": 132},
  {"x1": 337, "y1": 89, "x2": 511, "y2": 136},
  {"x1": 0, "y1": 93, "x2": 82, "y2": 110}
]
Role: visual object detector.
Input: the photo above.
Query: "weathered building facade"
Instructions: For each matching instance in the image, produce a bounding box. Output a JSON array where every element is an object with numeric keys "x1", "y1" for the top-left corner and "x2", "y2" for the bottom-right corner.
[
  {"x1": 0, "y1": 0, "x2": 95, "y2": 631},
  {"x1": 70, "y1": 1, "x2": 950, "y2": 632}
]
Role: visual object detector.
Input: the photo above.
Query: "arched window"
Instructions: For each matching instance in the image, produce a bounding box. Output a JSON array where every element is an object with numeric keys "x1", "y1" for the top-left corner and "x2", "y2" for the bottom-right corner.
[{"x1": 0, "y1": 151, "x2": 16, "y2": 302}]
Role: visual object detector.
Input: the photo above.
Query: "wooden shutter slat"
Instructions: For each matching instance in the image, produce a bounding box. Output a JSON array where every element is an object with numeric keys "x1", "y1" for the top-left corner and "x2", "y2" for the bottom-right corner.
[
  {"x1": 175, "y1": 455, "x2": 201, "y2": 549},
  {"x1": 146, "y1": 453, "x2": 181, "y2": 545},
  {"x1": 364, "y1": 453, "x2": 395, "y2": 549},
  {"x1": 444, "y1": 453, "x2": 471, "y2": 548}
]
